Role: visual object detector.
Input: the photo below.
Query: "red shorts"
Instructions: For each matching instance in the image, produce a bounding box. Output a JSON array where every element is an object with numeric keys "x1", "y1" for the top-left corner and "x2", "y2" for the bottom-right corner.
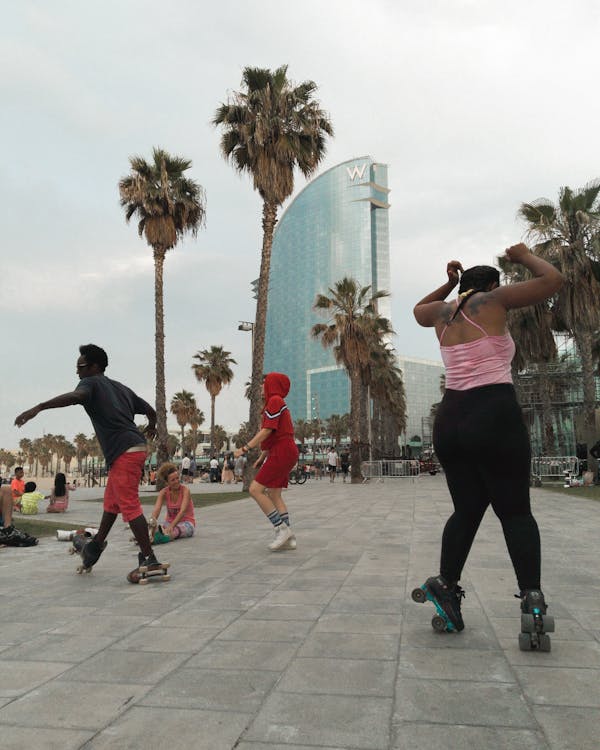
[
  {"x1": 254, "y1": 439, "x2": 299, "y2": 489},
  {"x1": 103, "y1": 451, "x2": 146, "y2": 522}
]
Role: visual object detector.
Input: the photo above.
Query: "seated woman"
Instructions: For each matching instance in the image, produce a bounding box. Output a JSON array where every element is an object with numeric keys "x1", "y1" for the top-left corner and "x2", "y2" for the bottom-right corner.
[
  {"x1": 150, "y1": 462, "x2": 196, "y2": 543},
  {"x1": 47, "y1": 472, "x2": 71, "y2": 513},
  {"x1": 21, "y1": 482, "x2": 46, "y2": 515}
]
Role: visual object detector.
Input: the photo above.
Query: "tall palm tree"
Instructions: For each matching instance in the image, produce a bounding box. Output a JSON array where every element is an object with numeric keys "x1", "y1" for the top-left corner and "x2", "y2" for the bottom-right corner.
[
  {"x1": 518, "y1": 182, "x2": 600, "y2": 454},
  {"x1": 73, "y1": 433, "x2": 88, "y2": 474},
  {"x1": 188, "y1": 407, "x2": 205, "y2": 458},
  {"x1": 214, "y1": 65, "x2": 333, "y2": 442},
  {"x1": 19, "y1": 438, "x2": 33, "y2": 473},
  {"x1": 312, "y1": 277, "x2": 392, "y2": 482},
  {"x1": 213, "y1": 425, "x2": 228, "y2": 453},
  {"x1": 233, "y1": 421, "x2": 252, "y2": 448},
  {"x1": 170, "y1": 390, "x2": 198, "y2": 455},
  {"x1": 325, "y1": 414, "x2": 348, "y2": 448},
  {"x1": 370, "y1": 345, "x2": 407, "y2": 459},
  {"x1": 192, "y1": 346, "x2": 236, "y2": 453},
  {"x1": 119, "y1": 147, "x2": 206, "y2": 466},
  {"x1": 498, "y1": 253, "x2": 558, "y2": 454}
]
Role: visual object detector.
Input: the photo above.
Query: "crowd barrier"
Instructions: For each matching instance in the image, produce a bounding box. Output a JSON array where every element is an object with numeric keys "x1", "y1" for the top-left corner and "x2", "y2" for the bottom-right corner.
[
  {"x1": 361, "y1": 460, "x2": 420, "y2": 482},
  {"x1": 530, "y1": 456, "x2": 579, "y2": 485}
]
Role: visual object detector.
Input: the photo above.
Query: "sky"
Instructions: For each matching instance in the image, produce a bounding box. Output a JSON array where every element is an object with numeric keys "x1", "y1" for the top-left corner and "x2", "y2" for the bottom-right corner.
[{"x1": 2, "y1": 0, "x2": 599, "y2": 451}]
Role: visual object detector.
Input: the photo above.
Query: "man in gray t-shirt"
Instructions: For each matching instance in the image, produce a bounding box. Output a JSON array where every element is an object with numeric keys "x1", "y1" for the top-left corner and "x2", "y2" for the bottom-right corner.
[{"x1": 15, "y1": 343, "x2": 163, "y2": 582}]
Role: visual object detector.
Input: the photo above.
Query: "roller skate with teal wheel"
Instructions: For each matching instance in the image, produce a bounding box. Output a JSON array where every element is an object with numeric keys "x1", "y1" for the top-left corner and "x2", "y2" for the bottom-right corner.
[
  {"x1": 411, "y1": 575, "x2": 465, "y2": 633},
  {"x1": 518, "y1": 589, "x2": 554, "y2": 652}
]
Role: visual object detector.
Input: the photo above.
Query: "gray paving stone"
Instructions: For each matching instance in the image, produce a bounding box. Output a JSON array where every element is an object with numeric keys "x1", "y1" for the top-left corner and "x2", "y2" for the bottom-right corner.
[
  {"x1": 278, "y1": 656, "x2": 396, "y2": 697},
  {"x1": 297, "y1": 631, "x2": 399, "y2": 660},
  {"x1": 391, "y1": 723, "x2": 548, "y2": 749},
  {"x1": 140, "y1": 667, "x2": 279, "y2": 712},
  {"x1": 5, "y1": 633, "x2": 116, "y2": 663},
  {"x1": 216, "y1": 617, "x2": 314, "y2": 642},
  {"x1": 0, "y1": 660, "x2": 71, "y2": 698},
  {"x1": 533, "y1": 705, "x2": 599, "y2": 750},
  {"x1": 398, "y1": 646, "x2": 515, "y2": 682},
  {"x1": 187, "y1": 639, "x2": 295, "y2": 670},
  {"x1": 243, "y1": 602, "x2": 326, "y2": 620},
  {"x1": 513, "y1": 666, "x2": 600, "y2": 707},
  {"x1": 111, "y1": 626, "x2": 215, "y2": 653},
  {"x1": 315, "y1": 612, "x2": 402, "y2": 634},
  {"x1": 245, "y1": 692, "x2": 393, "y2": 749},
  {"x1": 0, "y1": 682, "x2": 149, "y2": 729},
  {"x1": 85, "y1": 706, "x2": 251, "y2": 749},
  {"x1": 394, "y1": 678, "x2": 534, "y2": 727},
  {"x1": 150, "y1": 608, "x2": 242, "y2": 629},
  {"x1": 57, "y1": 648, "x2": 189, "y2": 684},
  {"x1": 0, "y1": 726, "x2": 95, "y2": 749}
]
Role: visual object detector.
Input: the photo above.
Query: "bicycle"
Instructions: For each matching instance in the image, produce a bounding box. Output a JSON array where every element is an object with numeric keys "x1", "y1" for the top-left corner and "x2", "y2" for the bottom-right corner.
[{"x1": 289, "y1": 464, "x2": 308, "y2": 485}]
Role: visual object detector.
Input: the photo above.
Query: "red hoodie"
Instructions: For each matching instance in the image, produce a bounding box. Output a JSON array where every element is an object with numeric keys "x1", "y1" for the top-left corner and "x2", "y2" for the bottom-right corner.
[{"x1": 261, "y1": 372, "x2": 295, "y2": 450}]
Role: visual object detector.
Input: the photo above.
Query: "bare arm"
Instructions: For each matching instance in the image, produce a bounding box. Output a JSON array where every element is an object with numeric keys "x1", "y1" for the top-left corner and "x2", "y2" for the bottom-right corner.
[
  {"x1": 150, "y1": 488, "x2": 166, "y2": 522},
  {"x1": 165, "y1": 487, "x2": 192, "y2": 531},
  {"x1": 413, "y1": 261, "x2": 463, "y2": 327},
  {"x1": 15, "y1": 391, "x2": 86, "y2": 428},
  {"x1": 233, "y1": 427, "x2": 274, "y2": 458},
  {"x1": 491, "y1": 244, "x2": 564, "y2": 309}
]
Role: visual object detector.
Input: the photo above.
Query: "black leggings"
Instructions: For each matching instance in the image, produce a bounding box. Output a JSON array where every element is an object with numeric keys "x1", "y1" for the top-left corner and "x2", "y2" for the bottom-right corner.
[{"x1": 433, "y1": 384, "x2": 540, "y2": 591}]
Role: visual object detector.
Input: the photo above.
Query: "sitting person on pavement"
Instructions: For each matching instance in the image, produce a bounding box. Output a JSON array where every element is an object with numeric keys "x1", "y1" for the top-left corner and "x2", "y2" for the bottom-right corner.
[
  {"x1": 149, "y1": 462, "x2": 196, "y2": 543},
  {"x1": 47, "y1": 472, "x2": 71, "y2": 513},
  {"x1": 0, "y1": 485, "x2": 38, "y2": 545},
  {"x1": 20, "y1": 481, "x2": 46, "y2": 515}
]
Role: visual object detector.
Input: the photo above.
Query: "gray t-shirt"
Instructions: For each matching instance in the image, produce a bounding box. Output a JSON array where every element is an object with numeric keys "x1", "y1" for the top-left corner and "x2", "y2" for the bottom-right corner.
[{"x1": 75, "y1": 374, "x2": 151, "y2": 467}]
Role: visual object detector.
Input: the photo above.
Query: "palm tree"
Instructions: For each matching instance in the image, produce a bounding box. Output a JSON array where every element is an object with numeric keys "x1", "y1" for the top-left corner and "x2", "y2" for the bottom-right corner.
[
  {"x1": 498, "y1": 253, "x2": 558, "y2": 454},
  {"x1": 19, "y1": 438, "x2": 33, "y2": 473},
  {"x1": 119, "y1": 147, "x2": 206, "y2": 466},
  {"x1": 213, "y1": 425, "x2": 228, "y2": 453},
  {"x1": 214, "y1": 65, "x2": 333, "y2": 442},
  {"x1": 188, "y1": 407, "x2": 205, "y2": 458},
  {"x1": 233, "y1": 421, "x2": 252, "y2": 448},
  {"x1": 312, "y1": 277, "x2": 392, "y2": 482},
  {"x1": 325, "y1": 414, "x2": 348, "y2": 448},
  {"x1": 294, "y1": 418, "x2": 312, "y2": 454},
  {"x1": 73, "y1": 433, "x2": 88, "y2": 474},
  {"x1": 370, "y1": 345, "x2": 406, "y2": 459},
  {"x1": 192, "y1": 346, "x2": 236, "y2": 453},
  {"x1": 170, "y1": 390, "x2": 197, "y2": 456},
  {"x1": 518, "y1": 181, "x2": 600, "y2": 454}
]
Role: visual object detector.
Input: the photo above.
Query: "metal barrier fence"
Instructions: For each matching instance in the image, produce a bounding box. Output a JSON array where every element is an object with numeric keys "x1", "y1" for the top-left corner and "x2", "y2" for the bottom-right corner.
[
  {"x1": 361, "y1": 460, "x2": 420, "y2": 482},
  {"x1": 530, "y1": 456, "x2": 579, "y2": 484}
]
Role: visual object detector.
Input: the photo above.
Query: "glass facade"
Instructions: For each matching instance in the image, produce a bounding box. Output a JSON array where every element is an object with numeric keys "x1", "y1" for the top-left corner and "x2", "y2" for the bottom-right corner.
[
  {"x1": 397, "y1": 356, "x2": 445, "y2": 445},
  {"x1": 264, "y1": 156, "x2": 391, "y2": 421}
]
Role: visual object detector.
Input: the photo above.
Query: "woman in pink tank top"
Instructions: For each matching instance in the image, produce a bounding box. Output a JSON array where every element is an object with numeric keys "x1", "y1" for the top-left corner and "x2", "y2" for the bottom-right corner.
[
  {"x1": 149, "y1": 462, "x2": 196, "y2": 543},
  {"x1": 410, "y1": 243, "x2": 563, "y2": 650}
]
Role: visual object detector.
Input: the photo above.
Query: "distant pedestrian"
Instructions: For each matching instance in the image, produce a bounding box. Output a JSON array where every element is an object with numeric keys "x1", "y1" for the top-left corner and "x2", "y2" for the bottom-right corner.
[
  {"x1": 181, "y1": 453, "x2": 191, "y2": 483},
  {"x1": 327, "y1": 448, "x2": 339, "y2": 482}
]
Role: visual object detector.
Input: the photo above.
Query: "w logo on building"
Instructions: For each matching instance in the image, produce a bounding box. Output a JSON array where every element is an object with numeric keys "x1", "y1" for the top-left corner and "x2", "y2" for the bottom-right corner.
[{"x1": 346, "y1": 164, "x2": 367, "y2": 181}]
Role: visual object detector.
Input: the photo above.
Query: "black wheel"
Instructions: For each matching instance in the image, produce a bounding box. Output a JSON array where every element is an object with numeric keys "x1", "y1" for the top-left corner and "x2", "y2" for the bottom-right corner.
[
  {"x1": 521, "y1": 613, "x2": 535, "y2": 633},
  {"x1": 543, "y1": 615, "x2": 555, "y2": 633},
  {"x1": 538, "y1": 634, "x2": 551, "y2": 652},
  {"x1": 411, "y1": 587, "x2": 426, "y2": 603},
  {"x1": 296, "y1": 472, "x2": 307, "y2": 485},
  {"x1": 429, "y1": 470, "x2": 437, "y2": 475},
  {"x1": 518, "y1": 632, "x2": 533, "y2": 651},
  {"x1": 288, "y1": 471, "x2": 298, "y2": 484},
  {"x1": 431, "y1": 615, "x2": 447, "y2": 632}
]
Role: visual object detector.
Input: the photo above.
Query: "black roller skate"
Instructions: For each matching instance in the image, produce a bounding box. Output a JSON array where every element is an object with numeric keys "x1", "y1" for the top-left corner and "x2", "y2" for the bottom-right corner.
[
  {"x1": 518, "y1": 589, "x2": 554, "y2": 652},
  {"x1": 411, "y1": 575, "x2": 465, "y2": 633},
  {"x1": 0, "y1": 525, "x2": 39, "y2": 547},
  {"x1": 76, "y1": 536, "x2": 107, "y2": 574},
  {"x1": 127, "y1": 551, "x2": 170, "y2": 584}
]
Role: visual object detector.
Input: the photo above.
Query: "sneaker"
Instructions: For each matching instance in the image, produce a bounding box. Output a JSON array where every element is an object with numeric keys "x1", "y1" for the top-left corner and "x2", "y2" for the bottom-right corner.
[
  {"x1": 153, "y1": 529, "x2": 171, "y2": 544},
  {"x1": 282, "y1": 529, "x2": 297, "y2": 550},
  {"x1": 268, "y1": 524, "x2": 292, "y2": 551},
  {"x1": 0, "y1": 526, "x2": 38, "y2": 546}
]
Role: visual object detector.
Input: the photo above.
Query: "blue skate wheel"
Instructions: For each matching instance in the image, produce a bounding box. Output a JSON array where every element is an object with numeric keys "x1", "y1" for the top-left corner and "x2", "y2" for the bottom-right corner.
[{"x1": 412, "y1": 587, "x2": 427, "y2": 603}]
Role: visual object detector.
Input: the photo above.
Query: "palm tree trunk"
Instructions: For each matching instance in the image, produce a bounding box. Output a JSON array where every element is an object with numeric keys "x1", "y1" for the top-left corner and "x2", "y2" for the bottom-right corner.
[
  {"x1": 245, "y1": 199, "x2": 278, "y2": 491},
  {"x1": 210, "y1": 395, "x2": 216, "y2": 454},
  {"x1": 350, "y1": 369, "x2": 362, "y2": 483},
  {"x1": 539, "y1": 366, "x2": 555, "y2": 455},
  {"x1": 575, "y1": 328, "x2": 598, "y2": 471},
  {"x1": 153, "y1": 248, "x2": 169, "y2": 468}
]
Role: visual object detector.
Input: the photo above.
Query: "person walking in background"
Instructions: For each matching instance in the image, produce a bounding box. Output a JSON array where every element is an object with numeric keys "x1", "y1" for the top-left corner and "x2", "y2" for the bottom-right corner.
[
  {"x1": 181, "y1": 453, "x2": 191, "y2": 483},
  {"x1": 234, "y1": 373, "x2": 299, "y2": 551},
  {"x1": 327, "y1": 447, "x2": 339, "y2": 482},
  {"x1": 15, "y1": 343, "x2": 164, "y2": 583},
  {"x1": 411, "y1": 244, "x2": 563, "y2": 650}
]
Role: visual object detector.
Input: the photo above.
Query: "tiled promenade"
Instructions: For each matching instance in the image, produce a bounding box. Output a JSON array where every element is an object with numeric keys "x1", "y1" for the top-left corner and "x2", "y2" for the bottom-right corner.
[{"x1": 0, "y1": 476, "x2": 598, "y2": 749}]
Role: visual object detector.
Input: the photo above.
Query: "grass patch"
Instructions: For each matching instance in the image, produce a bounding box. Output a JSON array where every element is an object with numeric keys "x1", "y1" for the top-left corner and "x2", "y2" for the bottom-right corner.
[
  {"x1": 539, "y1": 483, "x2": 600, "y2": 501},
  {"x1": 10, "y1": 519, "x2": 84, "y2": 538},
  {"x1": 79, "y1": 491, "x2": 248, "y2": 509}
]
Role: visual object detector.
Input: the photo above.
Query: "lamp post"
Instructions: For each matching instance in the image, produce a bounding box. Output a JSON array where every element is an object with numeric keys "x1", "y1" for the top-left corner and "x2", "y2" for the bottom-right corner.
[{"x1": 237, "y1": 321, "x2": 254, "y2": 353}]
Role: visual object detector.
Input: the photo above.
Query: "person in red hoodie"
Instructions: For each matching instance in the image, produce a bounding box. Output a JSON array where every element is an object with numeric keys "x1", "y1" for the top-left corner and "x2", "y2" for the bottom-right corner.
[{"x1": 234, "y1": 372, "x2": 299, "y2": 550}]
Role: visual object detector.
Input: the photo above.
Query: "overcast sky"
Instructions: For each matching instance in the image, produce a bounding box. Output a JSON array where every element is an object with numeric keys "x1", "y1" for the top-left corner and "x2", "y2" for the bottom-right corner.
[{"x1": 2, "y1": 0, "x2": 599, "y2": 451}]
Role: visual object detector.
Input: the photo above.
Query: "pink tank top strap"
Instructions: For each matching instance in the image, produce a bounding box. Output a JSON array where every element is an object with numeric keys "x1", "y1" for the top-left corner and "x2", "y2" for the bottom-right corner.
[{"x1": 459, "y1": 309, "x2": 488, "y2": 337}]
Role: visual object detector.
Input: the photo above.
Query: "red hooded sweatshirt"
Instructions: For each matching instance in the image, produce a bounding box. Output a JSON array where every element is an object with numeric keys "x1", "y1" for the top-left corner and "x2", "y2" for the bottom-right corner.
[{"x1": 261, "y1": 372, "x2": 295, "y2": 450}]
